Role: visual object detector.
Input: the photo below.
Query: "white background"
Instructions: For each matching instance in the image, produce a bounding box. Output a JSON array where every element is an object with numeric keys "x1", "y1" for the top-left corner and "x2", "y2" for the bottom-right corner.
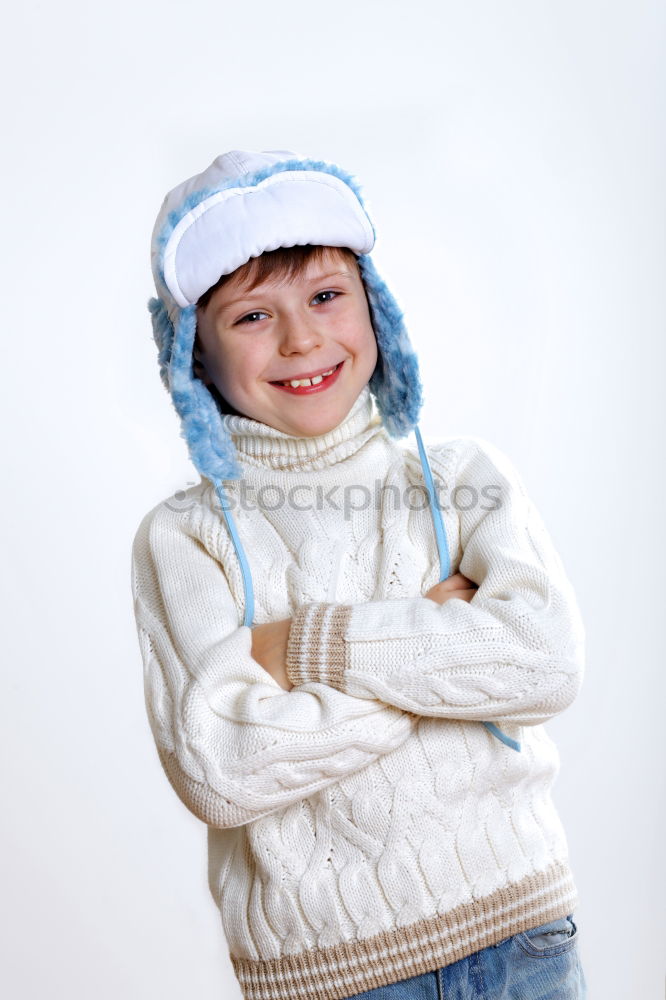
[{"x1": 2, "y1": 1, "x2": 664, "y2": 997}]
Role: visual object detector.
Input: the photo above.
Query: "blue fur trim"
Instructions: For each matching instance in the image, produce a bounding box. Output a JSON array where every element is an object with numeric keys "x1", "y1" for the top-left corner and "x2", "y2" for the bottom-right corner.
[
  {"x1": 148, "y1": 297, "x2": 174, "y2": 391},
  {"x1": 359, "y1": 254, "x2": 423, "y2": 436},
  {"x1": 168, "y1": 305, "x2": 243, "y2": 482}
]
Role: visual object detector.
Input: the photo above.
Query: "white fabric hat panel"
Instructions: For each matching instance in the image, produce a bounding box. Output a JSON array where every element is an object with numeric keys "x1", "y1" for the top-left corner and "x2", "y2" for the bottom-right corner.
[{"x1": 163, "y1": 170, "x2": 376, "y2": 307}]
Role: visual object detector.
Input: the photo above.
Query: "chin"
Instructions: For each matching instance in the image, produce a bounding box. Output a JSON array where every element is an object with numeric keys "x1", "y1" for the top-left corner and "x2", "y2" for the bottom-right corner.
[{"x1": 287, "y1": 414, "x2": 342, "y2": 438}]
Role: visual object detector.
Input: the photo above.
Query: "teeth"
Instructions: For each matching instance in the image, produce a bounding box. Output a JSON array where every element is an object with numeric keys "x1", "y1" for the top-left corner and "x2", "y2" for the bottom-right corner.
[{"x1": 282, "y1": 366, "x2": 336, "y2": 387}]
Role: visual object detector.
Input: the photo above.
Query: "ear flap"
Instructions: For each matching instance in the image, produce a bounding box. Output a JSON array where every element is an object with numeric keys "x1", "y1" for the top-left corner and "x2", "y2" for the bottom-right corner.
[
  {"x1": 147, "y1": 300, "x2": 243, "y2": 482},
  {"x1": 358, "y1": 254, "x2": 423, "y2": 438},
  {"x1": 148, "y1": 297, "x2": 174, "y2": 391}
]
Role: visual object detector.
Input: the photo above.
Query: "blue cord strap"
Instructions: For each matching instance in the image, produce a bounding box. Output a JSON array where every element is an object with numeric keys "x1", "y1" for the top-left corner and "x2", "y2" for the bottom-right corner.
[
  {"x1": 413, "y1": 428, "x2": 521, "y2": 753},
  {"x1": 214, "y1": 482, "x2": 255, "y2": 628}
]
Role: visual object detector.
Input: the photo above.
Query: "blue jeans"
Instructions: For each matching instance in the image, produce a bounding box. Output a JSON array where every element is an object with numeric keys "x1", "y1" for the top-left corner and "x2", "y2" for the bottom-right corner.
[{"x1": 343, "y1": 914, "x2": 587, "y2": 999}]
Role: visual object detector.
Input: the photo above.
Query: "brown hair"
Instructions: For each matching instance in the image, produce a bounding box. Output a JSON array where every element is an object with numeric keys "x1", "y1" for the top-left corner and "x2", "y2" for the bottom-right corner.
[{"x1": 196, "y1": 244, "x2": 361, "y2": 312}]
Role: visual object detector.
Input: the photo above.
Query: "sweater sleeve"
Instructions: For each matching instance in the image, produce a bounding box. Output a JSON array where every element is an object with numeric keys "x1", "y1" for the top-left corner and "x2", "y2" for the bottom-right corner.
[
  {"x1": 285, "y1": 438, "x2": 585, "y2": 727},
  {"x1": 131, "y1": 505, "x2": 415, "y2": 830}
]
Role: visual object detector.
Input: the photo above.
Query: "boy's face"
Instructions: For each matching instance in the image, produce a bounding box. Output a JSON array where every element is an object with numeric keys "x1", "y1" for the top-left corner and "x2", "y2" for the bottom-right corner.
[{"x1": 194, "y1": 248, "x2": 378, "y2": 438}]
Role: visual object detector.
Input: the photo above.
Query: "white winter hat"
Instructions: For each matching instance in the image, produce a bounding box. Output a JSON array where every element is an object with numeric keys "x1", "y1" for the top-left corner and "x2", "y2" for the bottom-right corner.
[{"x1": 153, "y1": 149, "x2": 376, "y2": 313}]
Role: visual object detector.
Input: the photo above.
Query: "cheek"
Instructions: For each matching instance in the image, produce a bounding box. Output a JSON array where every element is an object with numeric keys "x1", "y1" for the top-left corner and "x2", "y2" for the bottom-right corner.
[
  {"x1": 368, "y1": 327, "x2": 379, "y2": 362},
  {"x1": 214, "y1": 341, "x2": 267, "y2": 394},
  {"x1": 353, "y1": 319, "x2": 378, "y2": 367},
  {"x1": 337, "y1": 300, "x2": 376, "y2": 349}
]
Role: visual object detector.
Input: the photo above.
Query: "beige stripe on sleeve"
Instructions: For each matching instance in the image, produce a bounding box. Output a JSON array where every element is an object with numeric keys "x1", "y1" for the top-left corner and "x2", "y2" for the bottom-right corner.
[{"x1": 285, "y1": 603, "x2": 352, "y2": 687}]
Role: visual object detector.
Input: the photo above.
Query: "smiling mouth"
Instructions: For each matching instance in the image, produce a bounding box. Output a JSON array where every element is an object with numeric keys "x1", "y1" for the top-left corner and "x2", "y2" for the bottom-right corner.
[
  {"x1": 270, "y1": 362, "x2": 342, "y2": 388},
  {"x1": 269, "y1": 361, "x2": 344, "y2": 394}
]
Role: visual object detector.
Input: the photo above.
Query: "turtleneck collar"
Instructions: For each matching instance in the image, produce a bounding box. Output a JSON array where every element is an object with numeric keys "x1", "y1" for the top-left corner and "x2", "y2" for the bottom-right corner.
[{"x1": 220, "y1": 384, "x2": 384, "y2": 472}]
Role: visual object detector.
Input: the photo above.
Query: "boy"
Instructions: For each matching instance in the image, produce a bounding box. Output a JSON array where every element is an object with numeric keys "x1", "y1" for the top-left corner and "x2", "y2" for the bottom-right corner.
[{"x1": 132, "y1": 149, "x2": 587, "y2": 999}]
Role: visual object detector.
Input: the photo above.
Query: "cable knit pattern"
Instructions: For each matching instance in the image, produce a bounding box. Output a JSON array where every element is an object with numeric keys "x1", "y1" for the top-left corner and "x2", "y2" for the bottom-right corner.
[
  {"x1": 131, "y1": 384, "x2": 585, "y2": 1000},
  {"x1": 283, "y1": 435, "x2": 585, "y2": 726}
]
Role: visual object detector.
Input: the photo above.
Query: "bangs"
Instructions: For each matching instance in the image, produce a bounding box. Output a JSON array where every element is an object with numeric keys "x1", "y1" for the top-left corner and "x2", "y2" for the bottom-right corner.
[{"x1": 197, "y1": 245, "x2": 359, "y2": 310}]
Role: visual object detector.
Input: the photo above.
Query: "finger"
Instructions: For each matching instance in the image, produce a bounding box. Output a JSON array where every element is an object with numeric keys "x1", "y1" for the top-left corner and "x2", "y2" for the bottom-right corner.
[
  {"x1": 451, "y1": 588, "x2": 478, "y2": 602},
  {"x1": 425, "y1": 586, "x2": 478, "y2": 606}
]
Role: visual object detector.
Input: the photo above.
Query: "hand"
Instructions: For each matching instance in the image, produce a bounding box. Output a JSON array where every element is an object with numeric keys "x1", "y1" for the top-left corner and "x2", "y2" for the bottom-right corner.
[
  {"x1": 424, "y1": 572, "x2": 479, "y2": 605},
  {"x1": 250, "y1": 618, "x2": 293, "y2": 691}
]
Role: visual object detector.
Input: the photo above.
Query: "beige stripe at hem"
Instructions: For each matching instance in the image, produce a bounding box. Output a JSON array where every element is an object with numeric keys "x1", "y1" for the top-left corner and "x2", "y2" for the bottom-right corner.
[{"x1": 231, "y1": 858, "x2": 578, "y2": 1000}]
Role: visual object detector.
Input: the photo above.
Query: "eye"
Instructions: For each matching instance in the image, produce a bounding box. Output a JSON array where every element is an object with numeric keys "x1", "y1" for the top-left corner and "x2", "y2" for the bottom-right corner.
[
  {"x1": 311, "y1": 289, "x2": 340, "y2": 306},
  {"x1": 236, "y1": 311, "x2": 269, "y2": 325}
]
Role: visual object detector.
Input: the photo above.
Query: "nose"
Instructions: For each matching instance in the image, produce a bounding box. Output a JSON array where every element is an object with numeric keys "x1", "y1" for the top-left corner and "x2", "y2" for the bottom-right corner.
[{"x1": 277, "y1": 310, "x2": 323, "y2": 356}]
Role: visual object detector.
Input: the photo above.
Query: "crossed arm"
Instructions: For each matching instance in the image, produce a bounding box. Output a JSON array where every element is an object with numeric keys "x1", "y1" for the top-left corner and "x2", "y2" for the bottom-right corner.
[
  {"x1": 132, "y1": 438, "x2": 584, "y2": 829},
  {"x1": 252, "y1": 573, "x2": 479, "y2": 691},
  {"x1": 250, "y1": 438, "x2": 584, "y2": 726}
]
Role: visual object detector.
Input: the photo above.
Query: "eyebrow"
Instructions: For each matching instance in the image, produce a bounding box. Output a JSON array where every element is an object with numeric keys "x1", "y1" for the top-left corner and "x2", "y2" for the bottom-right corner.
[{"x1": 214, "y1": 269, "x2": 354, "y2": 316}]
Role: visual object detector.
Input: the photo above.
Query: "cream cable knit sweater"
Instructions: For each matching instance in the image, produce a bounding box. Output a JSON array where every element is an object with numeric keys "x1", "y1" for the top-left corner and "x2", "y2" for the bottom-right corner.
[{"x1": 131, "y1": 385, "x2": 585, "y2": 1000}]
